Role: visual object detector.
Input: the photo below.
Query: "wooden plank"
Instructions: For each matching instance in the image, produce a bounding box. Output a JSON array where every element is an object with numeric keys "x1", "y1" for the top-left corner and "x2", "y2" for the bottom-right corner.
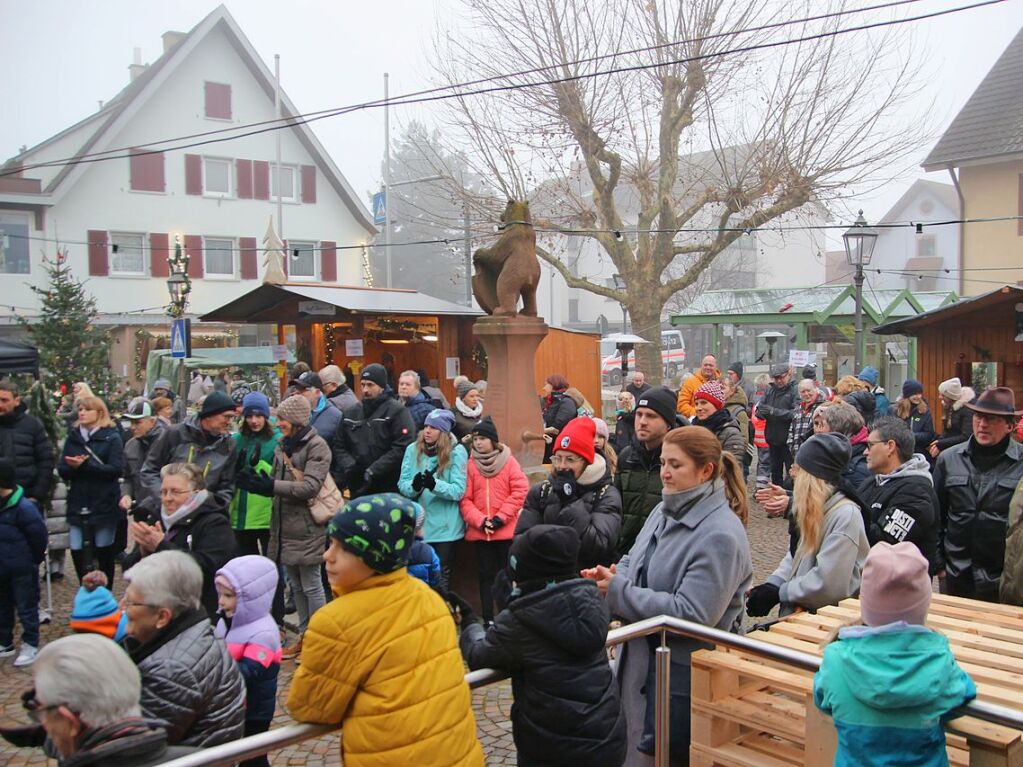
[
  {"x1": 692, "y1": 651, "x2": 813, "y2": 695},
  {"x1": 945, "y1": 716, "x2": 1023, "y2": 749},
  {"x1": 804, "y1": 699, "x2": 838, "y2": 767},
  {"x1": 931, "y1": 594, "x2": 1023, "y2": 621},
  {"x1": 691, "y1": 740, "x2": 801, "y2": 767},
  {"x1": 691, "y1": 696, "x2": 805, "y2": 742}
]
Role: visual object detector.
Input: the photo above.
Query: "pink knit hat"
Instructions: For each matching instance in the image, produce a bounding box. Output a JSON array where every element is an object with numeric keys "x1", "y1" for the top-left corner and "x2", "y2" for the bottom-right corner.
[
  {"x1": 694, "y1": 380, "x2": 726, "y2": 410},
  {"x1": 592, "y1": 417, "x2": 610, "y2": 440},
  {"x1": 859, "y1": 542, "x2": 932, "y2": 627}
]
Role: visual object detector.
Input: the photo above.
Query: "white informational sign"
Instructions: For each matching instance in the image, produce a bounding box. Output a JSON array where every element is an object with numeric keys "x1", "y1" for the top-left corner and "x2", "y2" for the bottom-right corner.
[
  {"x1": 271, "y1": 344, "x2": 289, "y2": 362},
  {"x1": 345, "y1": 339, "x2": 364, "y2": 357},
  {"x1": 297, "y1": 300, "x2": 336, "y2": 316},
  {"x1": 445, "y1": 357, "x2": 460, "y2": 380},
  {"x1": 788, "y1": 350, "x2": 817, "y2": 367}
]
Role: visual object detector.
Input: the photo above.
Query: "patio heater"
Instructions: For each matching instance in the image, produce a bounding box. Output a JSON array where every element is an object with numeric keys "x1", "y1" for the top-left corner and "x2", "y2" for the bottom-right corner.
[
  {"x1": 842, "y1": 210, "x2": 878, "y2": 372},
  {"x1": 166, "y1": 235, "x2": 192, "y2": 417},
  {"x1": 612, "y1": 273, "x2": 628, "y2": 333},
  {"x1": 758, "y1": 330, "x2": 785, "y2": 363}
]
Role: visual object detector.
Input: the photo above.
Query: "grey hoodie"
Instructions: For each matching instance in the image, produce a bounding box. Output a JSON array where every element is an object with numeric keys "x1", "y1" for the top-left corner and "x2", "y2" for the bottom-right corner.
[{"x1": 874, "y1": 453, "x2": 932, "y2": 486}]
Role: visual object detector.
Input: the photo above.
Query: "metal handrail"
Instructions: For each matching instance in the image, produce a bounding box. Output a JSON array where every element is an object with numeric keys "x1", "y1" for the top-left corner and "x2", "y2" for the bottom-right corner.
[{"x1": 162, "y1": 614, "x2": 1023, "y2": 767}]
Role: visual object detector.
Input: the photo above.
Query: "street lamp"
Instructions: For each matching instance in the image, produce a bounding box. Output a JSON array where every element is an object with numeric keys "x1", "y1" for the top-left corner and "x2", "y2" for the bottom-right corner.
[
  {"x1": 843, "y1": 210, "x2": 878, "y2": 372},
  {"x1": 612, "y1": 273, "x2": 628, "y2": 333},
  {"x1": 166, "y1": 235, "x2": 192, "y2": 419}
]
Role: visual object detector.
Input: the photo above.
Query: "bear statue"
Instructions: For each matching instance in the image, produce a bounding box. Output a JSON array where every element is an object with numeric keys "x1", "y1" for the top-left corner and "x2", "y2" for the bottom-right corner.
[{"x1": 472, "y1": 200, "x2": 541, "y2": 318}]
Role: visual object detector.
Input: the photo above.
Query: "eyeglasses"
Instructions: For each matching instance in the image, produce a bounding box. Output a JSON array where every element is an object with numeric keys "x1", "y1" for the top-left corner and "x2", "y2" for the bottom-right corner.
[
  {"x1": 120, "y1": 596, "x2": 161, "y2": 610},
  {"x1": 866, "y1": 439, "x2": 893, "y2": 449},
  {"x1": 23, "y1": 694, "x2": 70, "y2": 723},
  {"x1": 158, "y1": 488, "x2": 191, "y2": 498}
]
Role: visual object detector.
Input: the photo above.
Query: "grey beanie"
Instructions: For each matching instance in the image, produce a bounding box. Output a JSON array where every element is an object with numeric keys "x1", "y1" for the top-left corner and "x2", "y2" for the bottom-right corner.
[{"x1": 277, "y1": 394, "x2": 312, "y2": 427}]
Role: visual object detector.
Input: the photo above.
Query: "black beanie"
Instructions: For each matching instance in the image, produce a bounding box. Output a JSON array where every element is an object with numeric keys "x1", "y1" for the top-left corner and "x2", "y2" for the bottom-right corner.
[
  {"x1": 360, "y1": 363, "x2": 389, "y2": 389},
  {"x1": 0, "y1": 459, "x2": 16, "y2": 490},
  {"x1": 727, "y1": 361, "x2": 743, "y2": 378},
  {"x1": 199, "y1": 391, "x2": 236, "y2": 418},
  {"x1": 802, "y1": 364, "x2": 817, "y2": 380},
  {"x1": 795, "y1": 433, "x2": 852, "y2": 484},
  {"x1": 634, "y1": 386, "x2": 677, "y2": 428},
  {"x1": 471, "y1": 416, "x2": 500, "y2": 444},
  {"x1": 510, "y1": 525, "x2": 580, "y2": 588}
]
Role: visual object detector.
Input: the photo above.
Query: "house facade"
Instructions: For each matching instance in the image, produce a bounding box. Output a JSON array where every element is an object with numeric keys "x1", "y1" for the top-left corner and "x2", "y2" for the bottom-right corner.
[
  {"x1": 0, "y1": 5, "x2": 376, "y2": 381},
  {"x1": 922, "y1": 25, "x2": 1023, "y2": 296}
]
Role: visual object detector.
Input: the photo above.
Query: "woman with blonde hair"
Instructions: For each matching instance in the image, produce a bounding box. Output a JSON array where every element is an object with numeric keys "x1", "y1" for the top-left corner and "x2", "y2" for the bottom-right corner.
[
  {"x1": 834, "y1": 375, "x2": 867, "y2": 397},
  {"x1": 612, "y1": 390, "x2": 636, "y2": 451},
  {"x1": 57, "y1": 396, "x2": 124, "y2": 584},
  {"x1": 892, "y1": 379, "x2": 935, "y2": 455},
  {"x1": 582, "y1": 426, "x2": 751, "y2": 762},
  {"x1": 746, "y1": 433, "x2": 869, "y2": 618}
]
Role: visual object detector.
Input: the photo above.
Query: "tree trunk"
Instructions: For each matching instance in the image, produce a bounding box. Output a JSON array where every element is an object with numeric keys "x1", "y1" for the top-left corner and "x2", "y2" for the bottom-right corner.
[{"x1": 628, "y1": 300, "x2": 665, "y2": 387}]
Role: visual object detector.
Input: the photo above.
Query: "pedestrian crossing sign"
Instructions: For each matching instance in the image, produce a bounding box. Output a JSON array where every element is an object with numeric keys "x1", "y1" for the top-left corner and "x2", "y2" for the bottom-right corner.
[
  {"x1": 372, "y1": 191, "x2": 387, "y2": 226},
  {"x1": 170, "y1": 319, "x2": 189, "y2": 358}
]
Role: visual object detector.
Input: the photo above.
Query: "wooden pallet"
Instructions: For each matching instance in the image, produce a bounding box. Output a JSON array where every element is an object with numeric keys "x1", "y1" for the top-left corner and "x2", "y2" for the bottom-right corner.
[{"x1": 689, "y1": 594, "x2": 1023, "y2": 766}]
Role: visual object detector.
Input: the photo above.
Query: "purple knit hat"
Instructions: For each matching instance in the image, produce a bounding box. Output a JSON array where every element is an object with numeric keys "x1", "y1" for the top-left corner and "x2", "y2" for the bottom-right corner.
[{"x1": 859, "y1": 542, "x2": 932, "y2": 627}]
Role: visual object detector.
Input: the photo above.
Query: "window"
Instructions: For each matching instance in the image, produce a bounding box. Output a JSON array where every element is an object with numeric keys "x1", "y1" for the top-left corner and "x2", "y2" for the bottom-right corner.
[
  {"x1": 289, "y1": 240, "x2": 317, "y2": 280},
  {"x1": 204, "y1": 237, "x2": 235, "y2": 278},
  {"x1": 916, "y1": 235, "x2": 936, "y2": 258},
  {"x1": 203, "y1": 157, "x2": 232, "y2": 196},
  {"x1": 271, "y1": 165, "x2": 297, "y2": 202},
  {"x1": 0, "y1": 212, "x2": 31, "y2": 274},
  {"x1": 109, "y1": 232, "x2": 146, "y2": 275},
  {"x1": 204, "y1": 82, "x2": 232, "y2": 120}
]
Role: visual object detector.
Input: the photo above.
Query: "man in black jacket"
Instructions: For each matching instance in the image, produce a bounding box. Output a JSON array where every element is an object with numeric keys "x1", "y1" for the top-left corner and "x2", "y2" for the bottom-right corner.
[
  {"x1": 859, "y1": 415, "x2": 940, "y2": 574},
  {"x1": 757, "y1": 364, "x2": 797, "y2": 485},
  {"x1": 331, "y1": 363, "x2": 414, "y2": 495},
  {"x1": 120, "y1": 398, "x2": 166, "y2": 514},
  {"x1": 0, "y1": 379, "x2": 54, "y2": 505}
]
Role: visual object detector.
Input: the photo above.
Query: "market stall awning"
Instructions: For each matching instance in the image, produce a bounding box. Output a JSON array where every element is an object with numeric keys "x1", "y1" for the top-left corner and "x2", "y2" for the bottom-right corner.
[
  {"x1": 873, "y1": 285, "x2": 1023, "y2": 335},
  {"x1": 0, "y1": 339, "x2": 39, "y2": 376},
  {"x1": 200, "y1": 283, "x2": 482, "y2": 324}
]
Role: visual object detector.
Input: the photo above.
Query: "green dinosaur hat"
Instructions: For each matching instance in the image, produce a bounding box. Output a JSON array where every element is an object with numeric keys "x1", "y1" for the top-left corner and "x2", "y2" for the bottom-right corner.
[{"x1": 327, "y1": 493, "x2": 419, "y2": 573}]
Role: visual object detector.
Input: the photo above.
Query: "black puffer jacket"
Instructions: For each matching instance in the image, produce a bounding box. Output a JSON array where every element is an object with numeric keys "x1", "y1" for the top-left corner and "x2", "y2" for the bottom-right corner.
[
  {"x1": 936, "y1": 396, "x2": 975, "y2": 452},
  {"x1": 934, "y1": 437, "x2": 1023, "y2": 601},
  {"x1": 331, "y1": 390, "x2": 415, "y2": 493},
  {"x1": 57, "y1": 426, "x2": 124, "y2": 527},
  {"x1": 124, "y1": 608, "x2": 245, "y2": 747},
  {"x1": 122, "y1": 420, "x2": 165, "y2": 512},
  {"x1": 541, "y1": 393, "x2": 577, "y2": 463},
  {"x1": 517, "y1": 455, "x2": 622, "y2": 568},
  {"x1": 0, "y1": 402, "x2": 54, "y2": 501},
  {"x1": 140, "y1": 418, "x2": 238, "y2": 510},
  {"x1": 460, "y1": 578, "x2": 627, "y2": 767},
  {"x1": 758, "y1": 380, "x2": 798, "y2": 445}
]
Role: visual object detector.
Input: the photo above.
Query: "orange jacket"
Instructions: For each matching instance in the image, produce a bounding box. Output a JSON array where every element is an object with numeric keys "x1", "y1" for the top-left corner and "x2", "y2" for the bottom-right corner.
[{"x1": 676, "y1": 371, "x2": 712, "y2": 417}]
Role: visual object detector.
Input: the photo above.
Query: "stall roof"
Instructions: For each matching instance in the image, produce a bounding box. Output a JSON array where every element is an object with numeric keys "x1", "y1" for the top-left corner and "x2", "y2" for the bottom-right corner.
[
  {"x1": 200, "y1": 283, "x2": 483, "y2": 323},
  {"x1": 873, "y1": 285, "x2": 1023, "y2": 335},
  {"x1": 0, "y1": 339, "x2": 39, "y2": 376}
]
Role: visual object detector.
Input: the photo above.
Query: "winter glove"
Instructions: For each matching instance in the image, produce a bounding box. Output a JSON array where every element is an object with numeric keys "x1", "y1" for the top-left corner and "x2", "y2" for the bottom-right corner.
[
  {"x1": 489, "y1": 515, "x2": 506, "y2": 531},
  {"x1": 746, "y1": 582, "x2": 781, "y2": 617},
  {"x1": 238, "y1": 472, "x2": 275, "y2": 497},
  {"x1": 552, "y1": 470, "x2": 579, "y2": 500},
  {"x1": 447, "y1": 591, "x2": 479, "y2": 627},
  {"x1": 411, "y1": 472, "x2": 426, "y2": 493},
  {"x1": 421, "y1": 470, "x2": 437, "y2": 491}
]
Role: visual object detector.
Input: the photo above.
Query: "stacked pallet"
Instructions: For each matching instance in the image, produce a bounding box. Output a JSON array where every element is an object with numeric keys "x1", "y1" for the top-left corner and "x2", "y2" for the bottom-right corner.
[{"x1": 689, "y1": 594, "x2": 1023, "y2": 767}]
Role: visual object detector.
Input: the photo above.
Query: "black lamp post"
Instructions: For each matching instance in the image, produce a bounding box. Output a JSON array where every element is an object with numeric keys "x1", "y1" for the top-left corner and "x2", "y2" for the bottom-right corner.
[
  {"x1": 842, "y1": 210, "x2": 878, "y2": 372},
  {"x1": 166, "y1": 235, "x2": 192, "y2": 418}
]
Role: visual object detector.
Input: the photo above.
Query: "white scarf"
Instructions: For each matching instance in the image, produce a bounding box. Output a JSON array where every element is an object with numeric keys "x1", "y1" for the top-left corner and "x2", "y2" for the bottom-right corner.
[
  {"x1": 455, "y1": 397, "x2": 483, "y2": 419},
  {"x1": 161, "y1": 489, "x2": 210, "y2": 531}
]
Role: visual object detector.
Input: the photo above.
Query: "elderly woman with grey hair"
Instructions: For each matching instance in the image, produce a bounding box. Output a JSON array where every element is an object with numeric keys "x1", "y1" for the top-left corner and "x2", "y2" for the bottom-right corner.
[
  {"x1": 20, "y1": 633, "x2": 195, "y2": 765},
  {"x1": 121, "y1": 550, "x2": 245, "y2": 747}
]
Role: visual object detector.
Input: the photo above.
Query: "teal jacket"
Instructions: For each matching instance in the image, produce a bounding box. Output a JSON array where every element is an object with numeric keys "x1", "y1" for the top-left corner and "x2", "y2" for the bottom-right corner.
[
  {"x1": 230, "y1": 428, "x2": 281, "y2": 530},
  {"x1": 397, "y1": 436, "x2": 468, "y2": 543},
  {"x1": 814, "y1": 623, "x2": 976, "y2": 767}
]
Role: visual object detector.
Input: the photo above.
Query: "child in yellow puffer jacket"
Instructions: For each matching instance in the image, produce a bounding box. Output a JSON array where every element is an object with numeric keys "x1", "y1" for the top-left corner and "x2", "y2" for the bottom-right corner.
[{"x1": 287, "y1": 493, "x2": 483, "y2": 767}]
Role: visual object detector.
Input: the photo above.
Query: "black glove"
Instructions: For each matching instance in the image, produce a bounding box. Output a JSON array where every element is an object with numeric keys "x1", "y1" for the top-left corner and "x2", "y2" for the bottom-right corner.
[
  {"x1": 421, "y1": 470, "x2": 436, "y2": 491},
  {"x1": 411, "y1": 472, "x2": 426, "y2": 493},
  {"x1": 238, "y1": 472, "x2": 274, "y2": 497},
  {"x1": 363, "y1": 469, "x2": 375, "y2": 488},
  {"x1": 489, "y1": 515, "x2": 505, "y2": 531},
  {"x1": 447, "y1": 591, "x2": 479, "y2": 627},
  {"x1": 552, "y1": 470, "x2": 578, "y2": 500},
  {"x1": 746, "y1": 582, "x2": 781, "y2": 617}
]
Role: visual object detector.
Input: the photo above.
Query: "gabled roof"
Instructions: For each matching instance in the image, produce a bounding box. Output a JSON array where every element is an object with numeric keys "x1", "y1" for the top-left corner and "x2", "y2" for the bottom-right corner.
[
  {"x1": 878, "y1": 179, "x2": 959, "y2": 225},
  {"x1": 922, "y1": 26, "x2": 1023, "y2": 171},
  {"x1": 5, "y1": 5, "x2": 376, "y2": 233},
  {"x1": 873, "y1": 285, "x2": 1023, "y2": 335}
]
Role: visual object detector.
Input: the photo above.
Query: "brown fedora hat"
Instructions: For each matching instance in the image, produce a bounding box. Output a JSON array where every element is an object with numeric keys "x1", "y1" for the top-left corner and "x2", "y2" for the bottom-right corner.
[{"x1": 966, "y1": 386, "x2": 1023, "y2": 417}]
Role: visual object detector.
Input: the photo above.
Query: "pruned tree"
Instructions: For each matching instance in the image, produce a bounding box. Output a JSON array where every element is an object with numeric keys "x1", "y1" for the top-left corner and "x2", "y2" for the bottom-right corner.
[{"x1": 430, "y1": 0, "x2": 925, "y2": 381}]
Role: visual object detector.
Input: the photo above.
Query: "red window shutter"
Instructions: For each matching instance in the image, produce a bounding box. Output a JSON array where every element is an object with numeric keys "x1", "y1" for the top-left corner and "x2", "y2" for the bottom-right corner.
[
  {"x1": 300, "y1": 165, "x2": 317, "y2": 204},
  {"x1": 253, "y1": 161, "x2": 270, "y2": 200},
  {"x1": 320, "y1": 241, "x2": 337, "y2": 282},
  {"x1": 236, "y1": 159, "x2": 253, "y2": 199},
  {"x1": 149, "y1": 233, "x2": 170, "y2": 278},
  {"x1": 87, "y1": 230, "x2": 109, "y2": 276},
  {"x1": 130, "y1": 149, "x2": 165, "y2": 192},
  {"x1": 239, "y1": 236, "x2": 258, "y2": 279},
  {"x1": 204, "y1": 82, "x2": 232, "y2": 120},
  {"x1": 185, "y1": 154, "x2": 202, "y2": 196},
  {"x1": 185, "y1": 235, "x2": 203, "y2": 279}
]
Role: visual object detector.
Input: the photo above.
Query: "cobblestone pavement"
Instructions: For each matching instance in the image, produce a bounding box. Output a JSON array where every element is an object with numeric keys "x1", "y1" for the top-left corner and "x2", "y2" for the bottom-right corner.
[{"x1": 0, "y1": 488, "x2": 787, "y2": 766}]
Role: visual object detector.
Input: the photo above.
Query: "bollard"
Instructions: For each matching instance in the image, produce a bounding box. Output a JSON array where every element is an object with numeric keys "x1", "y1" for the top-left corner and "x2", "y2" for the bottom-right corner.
[{"x1": 655, "y1": 630, "x2": 671, "y2": 767}]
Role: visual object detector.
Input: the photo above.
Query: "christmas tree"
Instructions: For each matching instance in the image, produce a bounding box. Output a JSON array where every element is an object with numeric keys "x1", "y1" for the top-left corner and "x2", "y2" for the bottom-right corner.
[{"x1": 19, "y1": 248, "x2": 117, "y2": 399}]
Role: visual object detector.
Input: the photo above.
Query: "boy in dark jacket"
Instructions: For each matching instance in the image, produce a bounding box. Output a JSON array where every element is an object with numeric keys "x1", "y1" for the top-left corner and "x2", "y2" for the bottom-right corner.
[
  {"x1": 455, "y1": 524, "x2": 627, "y2": 767},
  {"x1": 0, "y1": 459, "x2": 48, "y2": 667}
]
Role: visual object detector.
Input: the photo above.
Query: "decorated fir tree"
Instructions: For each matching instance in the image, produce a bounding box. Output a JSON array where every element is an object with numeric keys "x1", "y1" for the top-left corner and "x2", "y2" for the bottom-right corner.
[{"x1": 19, "y1": 248, "x2": 117, "y2": 399}]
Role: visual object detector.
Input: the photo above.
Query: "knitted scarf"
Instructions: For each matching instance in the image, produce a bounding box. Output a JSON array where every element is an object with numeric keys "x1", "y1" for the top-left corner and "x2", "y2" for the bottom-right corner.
[
  {"x1": 455, "y1": 396, "x2": 483, "y2": 419},
  {"x1": 472, "y1": 444, "x2": 511, "y2": 477}
]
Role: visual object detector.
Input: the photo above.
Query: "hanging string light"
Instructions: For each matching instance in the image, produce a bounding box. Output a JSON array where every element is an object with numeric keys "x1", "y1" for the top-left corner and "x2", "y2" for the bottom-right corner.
[
  {"x1": 361, "y1": 245, "x2": 375, "y2": 287},
  {"x1": 324, "y1": 323, "x2": 336, "y2": 362}
]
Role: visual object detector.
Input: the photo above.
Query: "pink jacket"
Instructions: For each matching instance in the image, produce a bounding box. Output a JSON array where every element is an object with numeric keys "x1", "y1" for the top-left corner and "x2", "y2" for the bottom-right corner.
[{"x1": 460, "y1": 454, "x2": 529, "y2": 542}]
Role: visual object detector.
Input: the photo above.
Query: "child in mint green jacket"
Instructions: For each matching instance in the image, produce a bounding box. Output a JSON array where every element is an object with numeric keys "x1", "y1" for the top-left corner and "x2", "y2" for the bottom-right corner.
[{"x1": 814, "y1": 542, "x2": 975, "y2": 767}]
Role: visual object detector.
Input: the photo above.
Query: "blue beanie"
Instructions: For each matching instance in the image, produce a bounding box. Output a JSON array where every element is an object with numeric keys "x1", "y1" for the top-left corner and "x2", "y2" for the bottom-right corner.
[
  {"x1": 424, "y1": 408, "x2": 455, "y2": 433},
  {"x1": 242, "y1": 391, "x2": 271, "y2": 418},
  {"x1": 857, "y1": 366, "x2": 880, "y2": 387},
  {"x1": 70, "y1": 586, "x2": 127, "y2": 641},
  {"x1": 902, "y1": 379, "x2": 924, "y2": 398}
]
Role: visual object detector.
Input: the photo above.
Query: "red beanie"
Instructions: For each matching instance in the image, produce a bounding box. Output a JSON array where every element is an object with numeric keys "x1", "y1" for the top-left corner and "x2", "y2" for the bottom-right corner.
[
  {"x1": 554, "y1": 417, "x2": 596, "y2": 464},
  {"x1": 694, "y1": 381, "x2": 726, "y2": 410}
]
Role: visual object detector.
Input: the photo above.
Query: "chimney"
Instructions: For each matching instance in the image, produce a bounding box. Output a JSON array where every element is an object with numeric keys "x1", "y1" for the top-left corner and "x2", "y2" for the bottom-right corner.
[
  {"x1": 128, "y1": 47, "x2": 147, "y2": 82},
  {"x1": 162, "y1": 31, "x2": 187, "y2": 54}
]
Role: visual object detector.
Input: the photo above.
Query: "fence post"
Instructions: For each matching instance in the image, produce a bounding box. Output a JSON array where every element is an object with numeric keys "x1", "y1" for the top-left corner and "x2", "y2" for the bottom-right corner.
[{"x1": 655, "y1": 628, "x2": 671, "y2": 766}]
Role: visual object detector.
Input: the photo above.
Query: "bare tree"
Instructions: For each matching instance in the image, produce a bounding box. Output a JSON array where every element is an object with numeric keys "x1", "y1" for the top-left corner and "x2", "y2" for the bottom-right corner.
[{"x1": 429, "y1": 0, "x2": 925, "y2": 382}]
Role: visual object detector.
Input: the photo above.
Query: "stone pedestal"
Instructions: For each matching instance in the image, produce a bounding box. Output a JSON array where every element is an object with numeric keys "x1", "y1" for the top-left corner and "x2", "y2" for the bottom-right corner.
[{"x1": 473, "y1": 316, "x2": 549, "y2": 469}]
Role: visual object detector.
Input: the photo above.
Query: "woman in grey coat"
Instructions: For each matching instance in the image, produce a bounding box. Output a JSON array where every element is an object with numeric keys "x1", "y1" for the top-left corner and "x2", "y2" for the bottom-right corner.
[
  {"x1": 238, "y1": 395, "x2": 332, "y2": 659},
  {"x1": 583, "y1": 427, "x2": 752, "y2": 765}
]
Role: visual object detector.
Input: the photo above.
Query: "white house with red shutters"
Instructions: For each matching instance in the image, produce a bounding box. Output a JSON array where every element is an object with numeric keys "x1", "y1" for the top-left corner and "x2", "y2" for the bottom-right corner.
[{"x1": 0, "y1": 5, "x2": 376, "y2": 381}]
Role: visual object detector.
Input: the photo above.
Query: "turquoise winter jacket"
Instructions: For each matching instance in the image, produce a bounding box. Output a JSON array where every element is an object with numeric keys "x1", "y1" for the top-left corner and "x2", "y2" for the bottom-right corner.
[
  {"x1": 397, "y1": 436, "x2": 468, "y2": 543},
  {"x1": 814, "y1": 623, "x2": 976, "y2": 767}
]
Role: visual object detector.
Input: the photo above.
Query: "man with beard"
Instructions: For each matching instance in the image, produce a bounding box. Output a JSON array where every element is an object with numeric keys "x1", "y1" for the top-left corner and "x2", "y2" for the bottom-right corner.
[{"x1": 331, "y1": 364, "x2": 415, "y2": 495}]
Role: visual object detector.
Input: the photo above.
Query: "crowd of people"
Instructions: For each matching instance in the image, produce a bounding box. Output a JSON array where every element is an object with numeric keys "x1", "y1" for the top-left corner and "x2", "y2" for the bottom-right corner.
[{"x1": 0, "y1": 353, "x2": 1021, "y2": 765}]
